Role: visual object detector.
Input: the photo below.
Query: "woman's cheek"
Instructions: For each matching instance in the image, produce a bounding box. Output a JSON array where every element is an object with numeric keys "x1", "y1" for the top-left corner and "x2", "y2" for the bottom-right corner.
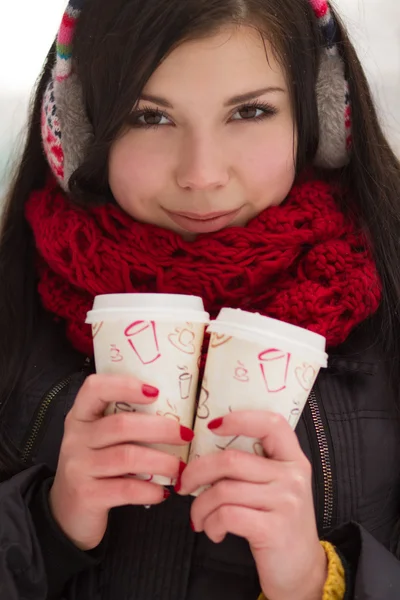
[
  {"x1": 242, "y1": 139, "x2": 296, "y2": 209},
  {"x1": 109, "y1": 140, "x2": 171, "y2": 213}
]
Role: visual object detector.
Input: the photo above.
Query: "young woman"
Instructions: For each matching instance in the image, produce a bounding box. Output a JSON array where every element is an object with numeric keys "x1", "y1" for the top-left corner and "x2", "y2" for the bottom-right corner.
[{"x1": 1, "y1": 0, "x2": 400, "y2": 598}]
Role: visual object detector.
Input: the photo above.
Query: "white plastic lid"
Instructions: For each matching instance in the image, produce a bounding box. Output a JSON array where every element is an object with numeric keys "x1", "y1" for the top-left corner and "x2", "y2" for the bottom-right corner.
[
  {"x1": 86, "y1": 294, "x2": 210, "y2": 324},
  {"x1": 207, "y1": 308, "x2": 328, "y2": 367}
]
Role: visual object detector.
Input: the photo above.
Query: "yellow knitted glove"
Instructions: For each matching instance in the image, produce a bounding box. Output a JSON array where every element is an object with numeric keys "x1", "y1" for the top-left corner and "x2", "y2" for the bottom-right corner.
[{"x1": 257, "y1": 540, "x2": 345, "y2": 600}]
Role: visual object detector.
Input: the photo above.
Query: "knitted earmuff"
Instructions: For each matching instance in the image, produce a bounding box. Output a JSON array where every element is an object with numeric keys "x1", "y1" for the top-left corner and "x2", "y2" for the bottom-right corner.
[{"x1": 41, "y1": 0, "x2": 352, "y2": 192}]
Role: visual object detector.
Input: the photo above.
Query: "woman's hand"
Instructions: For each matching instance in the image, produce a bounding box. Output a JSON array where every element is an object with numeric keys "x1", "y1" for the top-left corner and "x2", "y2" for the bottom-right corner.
[
  {"x1": 50, "y1": 374, "x2": 191, "y2": 551},
  {"x1": 177, "y1": 411, "x2": 327, "y2": 600}
]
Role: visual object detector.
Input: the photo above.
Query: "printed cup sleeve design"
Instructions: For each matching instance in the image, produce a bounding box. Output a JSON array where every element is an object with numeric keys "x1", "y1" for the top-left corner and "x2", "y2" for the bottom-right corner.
[
  {"x1": 295, "y1": 363, "x2": 317, "y2": 391},
  {"x1": 258, "y1": 349, "x2": 291, "y2": 393},
  {"x1": 288, "y1": 393, "x2": 306, "y2": 428},
  {"x1": 196, "y1": 383, "x2": 210, "y2": 419},
  {"x1": 179, "y1": 373, "x2": 193, "y2": 399},
  {"x1": 156, "y1": 399, "x2": 181, "y2": 422},
  {"x1": 233, "y1": 360, "x2": 250, "y2": 382},
  {"x1": 215, "y1": 435, "x2": 240, "y2": 451},
  {"x1": 110, "y1": 344, "x2": 124, "y2": 362},
  {"x1": 178, "y1": 365, "x2": 193, "y2": 400},
  {"x1": 92, "y1": 322, "x2": 104, "y2": 338},
  {"x1": 210, "y1": 332, "x2": 233, "y2": 348},
  {"x1": 168, "y1": 325, "x2": 197, "y2": 355},
  {"x1": 124, "y1": 321, "x2": 161, "y2": 365}
]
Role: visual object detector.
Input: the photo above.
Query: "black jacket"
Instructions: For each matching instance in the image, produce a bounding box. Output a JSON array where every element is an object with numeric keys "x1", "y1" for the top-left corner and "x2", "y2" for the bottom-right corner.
[{"x1": 1, "y1": 310, "x2": 400, "y2": 600}]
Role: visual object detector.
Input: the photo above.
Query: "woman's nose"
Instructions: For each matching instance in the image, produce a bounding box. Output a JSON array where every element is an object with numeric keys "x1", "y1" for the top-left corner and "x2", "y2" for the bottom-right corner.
[{"x1": 176, "y1": 133, "x2": 230, "y2": 191}]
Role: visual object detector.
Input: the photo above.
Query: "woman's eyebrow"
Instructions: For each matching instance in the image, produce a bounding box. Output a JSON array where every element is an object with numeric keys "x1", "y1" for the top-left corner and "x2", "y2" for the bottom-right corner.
[
  {"x1": 223, "y1": 87, "x2": 286, "y2": 106},
  {"x1": 139, "y1": 86, "x2": 285, "y2": 109}
]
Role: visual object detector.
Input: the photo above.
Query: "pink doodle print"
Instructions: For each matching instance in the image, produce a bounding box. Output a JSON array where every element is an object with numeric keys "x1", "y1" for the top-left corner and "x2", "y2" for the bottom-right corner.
[
  {"x1": 168, "y1": 324, "x2": 196, "y2": 355},
  {"x1": 110, "y1": 344, "x2": 123, "y2": 362},
  {"x1": 288, "y1": 393, "x2": 304, "y2": 428},
  {"x1": 295, "y1": 363, "x2": 317, "y2": 392},
  {"x1": 156, "y1": 399, "x2": 180, "y2": 423},
  {"x1": 288, "y1": 408, "x2": 301, "y2": 428},
  {"x1": 258, "y1": 349, "x2": 291, "y2": 393},
  {"x1": 210, "y1": 332, "x2": 233, "y2": 348},
  {"x1": 234, "y1": 360, "x2": 250, "y2": 383},
  {"x1": 215, "y1": 406, "x2": 239, "y2": 450},
  {"x1": 178, "y1": 365, "x2": 193, "y2": 400},
  {"x1": 124, "y1": 321, "x2": 161, "y2": 365},
  {"x1": 215, "y1": 435, "x2": 240, "y2": 451},
  {"x1": 92, "y1": 322, "x2": 104, "y2": 339},
  {"x1": 197, "y1": 382, "x2": 210, "y2": 419}
]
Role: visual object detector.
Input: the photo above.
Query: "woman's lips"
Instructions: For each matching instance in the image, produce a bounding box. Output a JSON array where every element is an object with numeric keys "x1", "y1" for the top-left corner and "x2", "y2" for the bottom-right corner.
[{"x1": 165, "y1": 208, "x2": 241, "y2": 234}]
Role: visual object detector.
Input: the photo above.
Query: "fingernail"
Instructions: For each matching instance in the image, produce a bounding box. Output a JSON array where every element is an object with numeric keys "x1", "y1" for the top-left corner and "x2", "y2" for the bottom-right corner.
[
  {"x1": 190, "y1": 519, "x2": 196, "y2": 532},
  {"x1": 180, "y1": 425, "x2": 195, "y2": 442},
  {"x1": 163, "y1": 488, "x2": 171, "y2": 500},
  {"x1": 208, "y1": 417, "x2": 224, "y2": 430},
  {"x1": 142, "y1": 384, "x2": 159, "y2": 398},
  {"x1": 173, "y1": 460, "x2": 186, "y2": 493}
]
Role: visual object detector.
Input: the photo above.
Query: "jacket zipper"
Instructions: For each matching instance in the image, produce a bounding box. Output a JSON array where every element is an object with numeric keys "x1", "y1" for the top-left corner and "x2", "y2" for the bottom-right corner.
[
  {"x1": 307, "y1": 388, "x2": 334, "y2": 531},
  {"x1": 21, "y1": 375, "x2": 73, "y2": 463},
  {"x1": 21, "y1": 358, "x2": 93, "y2": 463}
]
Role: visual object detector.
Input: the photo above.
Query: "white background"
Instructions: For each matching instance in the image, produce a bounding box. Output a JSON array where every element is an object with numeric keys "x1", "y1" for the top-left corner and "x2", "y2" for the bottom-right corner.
[{"x1": 1, "y1": 0, "x2": 400, "y2": 193}]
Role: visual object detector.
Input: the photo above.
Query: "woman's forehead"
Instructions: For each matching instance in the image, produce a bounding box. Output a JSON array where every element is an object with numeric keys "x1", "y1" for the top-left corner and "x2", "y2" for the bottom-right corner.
[{"x1": 142, "y1": 26, "x2": 287, "y2": 102}]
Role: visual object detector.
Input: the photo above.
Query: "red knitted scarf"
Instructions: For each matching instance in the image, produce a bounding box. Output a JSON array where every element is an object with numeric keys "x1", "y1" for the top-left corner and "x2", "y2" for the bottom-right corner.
[{"x1": 25, "y1": 174, "x2": 381, "y2": 357}]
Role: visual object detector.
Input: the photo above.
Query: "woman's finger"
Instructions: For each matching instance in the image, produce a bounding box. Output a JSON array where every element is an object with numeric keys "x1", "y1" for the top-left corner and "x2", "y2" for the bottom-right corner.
[
  {"x1": 70, "y1": 374, "x2": 160, "y2": 422},
  {"x1": 202, "y1": 504, "x2": 273, "y2": 546},
  {"x1": 179, "y1": 449, "x2": 291, "y2": 495},
  {"x1": 191, "y1": 479, "x2": 288, "y2": 531},
  {"x1": 86, "y1": 443, "x2": 181, "y2": 479},
  {"x1": 86, "y1": 477, "x2": 168, "y2": 511},
  {"x1": 86, "y1": 412, "x2": 192, "y2": 449},
  {"x1": 206, "y1": 410, "x2": 305, "y2": 462}
]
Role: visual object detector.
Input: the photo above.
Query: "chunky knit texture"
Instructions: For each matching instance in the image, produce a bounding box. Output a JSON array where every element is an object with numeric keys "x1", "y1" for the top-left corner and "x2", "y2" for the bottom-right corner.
[{"x1": 25, "y1": 174, "x2": 381, "y2": 357}]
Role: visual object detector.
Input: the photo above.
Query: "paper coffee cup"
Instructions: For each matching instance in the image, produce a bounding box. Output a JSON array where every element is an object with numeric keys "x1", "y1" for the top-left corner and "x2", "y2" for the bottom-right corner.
[
  {"x1": 86, "y1": 294, "x2": 209, "y2": 486},
  {"x1": 189, "y1": 308, "x2": 328, "y2": 495}
]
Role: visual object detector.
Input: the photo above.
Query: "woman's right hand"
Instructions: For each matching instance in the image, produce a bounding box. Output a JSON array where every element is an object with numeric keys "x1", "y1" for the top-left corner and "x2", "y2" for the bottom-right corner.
[{"x1": 49, "y1": 374, "x2": 189, "y2": 551}]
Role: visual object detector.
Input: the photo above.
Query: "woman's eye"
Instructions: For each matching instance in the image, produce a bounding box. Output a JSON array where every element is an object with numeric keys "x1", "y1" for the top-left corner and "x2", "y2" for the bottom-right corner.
[
  {"x1": 128, "y1": 109, "x2": 170, "y2": 128},
  {"x1": 137, "y1": 111, "x2": 169, "y2": 126},
  {"x1": 231, "y1": 104, "x2": 277, "y2": 122}
]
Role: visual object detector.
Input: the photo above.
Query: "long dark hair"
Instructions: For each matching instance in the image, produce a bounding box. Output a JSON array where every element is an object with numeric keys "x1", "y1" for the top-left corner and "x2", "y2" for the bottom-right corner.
[{"x1": 1, "y1": 0, "x2": 400, "y2": 472}]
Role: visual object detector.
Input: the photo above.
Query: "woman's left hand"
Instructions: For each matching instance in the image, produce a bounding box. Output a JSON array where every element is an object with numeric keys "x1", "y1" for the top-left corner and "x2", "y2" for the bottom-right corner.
[{"x1": 178, "y1": 411, "x2": 328, "y2": 600}]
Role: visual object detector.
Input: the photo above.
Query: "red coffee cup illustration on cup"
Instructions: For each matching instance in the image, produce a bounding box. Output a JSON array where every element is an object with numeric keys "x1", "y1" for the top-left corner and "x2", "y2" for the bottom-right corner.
[
  {"x1": 258, "y1": 348, "x2": 291, "y2": 393},
  {"x1": 124, "y1": 320, "x2": 161, "y2": 365},
  {"x1": 178, "y1": 370, "x2": 193, "y2": 400}
]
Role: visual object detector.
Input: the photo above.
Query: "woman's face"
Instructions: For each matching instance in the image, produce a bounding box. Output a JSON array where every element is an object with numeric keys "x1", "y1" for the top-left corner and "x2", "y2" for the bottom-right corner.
[{"x1": 108, "y1": 25, "x2": 297, "y2": 238}]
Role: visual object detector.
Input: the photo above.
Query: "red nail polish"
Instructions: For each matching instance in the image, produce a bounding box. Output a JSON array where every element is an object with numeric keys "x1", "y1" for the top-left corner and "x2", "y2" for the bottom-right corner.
[
  {"x1": 208, "y1": 417, "x2": 224, "y2": 430},
  {"x1": 180, "y1": 425, "x2": 195, "y2": 442},
  {"x1": 174, "y1": 460, "x2": 186, "y2": 493},
  {"x1": 190, "y1": 519, "x2": 196, "y2": 532},
  {"x1": 142, "y1": 384, "x2": 159, "y2": 398},
  {"x1": 163, "y1": 488, "x2": 171, "y2": 500}
]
